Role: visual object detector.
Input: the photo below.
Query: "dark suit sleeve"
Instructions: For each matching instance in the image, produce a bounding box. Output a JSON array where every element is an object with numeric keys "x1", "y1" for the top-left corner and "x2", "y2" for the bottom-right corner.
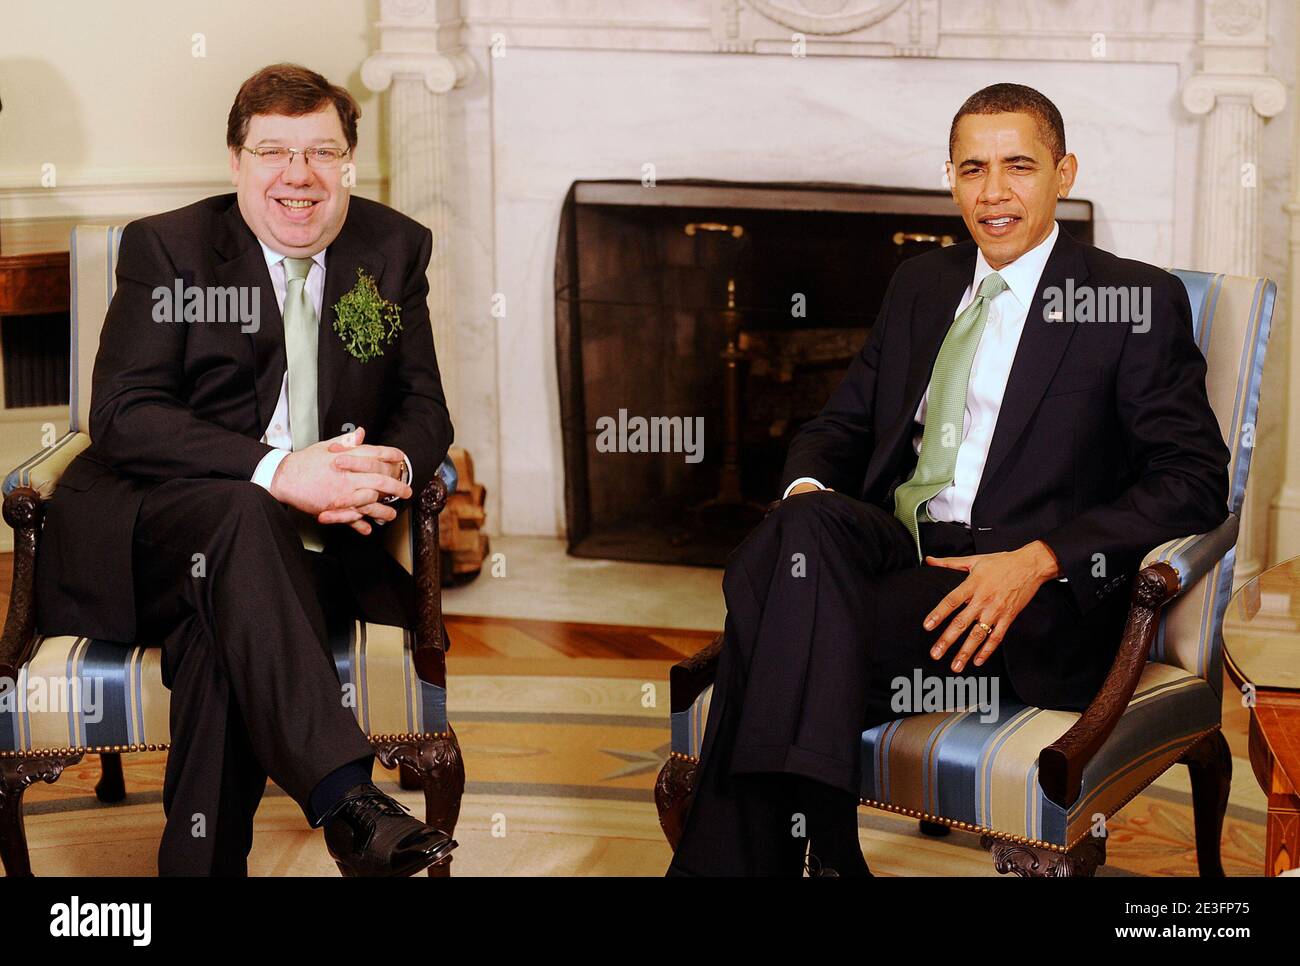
[
  {"x1": 375, "y1": 225, "x2": 454, "y2": 499},
  {"x1": 779, "y1": 267, "x2": 904, "y2": 496},
  {"x1": 89, "y1": 219, "x2": 274, "y2": 481},
  {"x1": 1040, "y1": 271, "x2": 1230, "y2": 613}
]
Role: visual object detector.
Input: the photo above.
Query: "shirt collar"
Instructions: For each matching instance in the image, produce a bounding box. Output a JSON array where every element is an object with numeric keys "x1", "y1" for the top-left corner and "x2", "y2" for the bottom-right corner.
[
  {"x1": 257, "y1": 239, "x2": 327, "y2": 275},
  {"x1": 971, "y1": 220, "x2": 1059, "y2": 308}
]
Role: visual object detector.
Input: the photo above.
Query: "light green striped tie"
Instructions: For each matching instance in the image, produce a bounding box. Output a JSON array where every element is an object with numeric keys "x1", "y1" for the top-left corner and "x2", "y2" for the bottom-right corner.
[
  {"x1": 892, "y1": 271, "x2": 1007, "y2": 560},
  {"x1": 282, "y1": 256, "x2": 325, "y2": 551},
  {"x1": 282, "y1": 256, "x2": 320, "y2": 451}
]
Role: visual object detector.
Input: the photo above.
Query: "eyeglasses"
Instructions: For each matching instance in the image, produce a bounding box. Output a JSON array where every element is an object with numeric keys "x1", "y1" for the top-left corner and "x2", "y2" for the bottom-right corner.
[{"x1": 241, "y1": 145, "x2": 351, "y2": 168}]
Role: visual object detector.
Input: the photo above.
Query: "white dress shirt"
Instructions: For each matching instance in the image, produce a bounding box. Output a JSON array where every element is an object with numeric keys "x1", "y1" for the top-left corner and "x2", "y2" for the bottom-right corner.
[
  {"x1": 784, "y1": 221, "x2": 1062, "y2": 525},
  {"x1": 250, "y1": 240, "x2": 412, "y2": 491}
]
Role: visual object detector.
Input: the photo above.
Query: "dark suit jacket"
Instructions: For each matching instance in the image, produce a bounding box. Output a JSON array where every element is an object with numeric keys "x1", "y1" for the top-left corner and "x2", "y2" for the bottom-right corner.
[
  {"x1": 780, "y1": 226, "x2": 1229, "y2": 707},
  {"x1": 35, "y1": 193, "x2": 454, "y2": 643}
]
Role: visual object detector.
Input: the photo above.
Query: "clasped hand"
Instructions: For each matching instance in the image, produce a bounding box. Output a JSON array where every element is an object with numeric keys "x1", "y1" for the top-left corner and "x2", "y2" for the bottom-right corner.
[{"x1": 268, "y1": 426, "x2": 411, "y2": 536}]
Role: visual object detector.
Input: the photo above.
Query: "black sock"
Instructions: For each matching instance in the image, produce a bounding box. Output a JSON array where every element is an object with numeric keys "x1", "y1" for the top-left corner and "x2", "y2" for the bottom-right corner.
[
  {"x1": 308, "y1": 756, "x2": 374, "y2": 826},
  {"x1": 797, "y1": 777, "x2": 871, "y2": 876}
]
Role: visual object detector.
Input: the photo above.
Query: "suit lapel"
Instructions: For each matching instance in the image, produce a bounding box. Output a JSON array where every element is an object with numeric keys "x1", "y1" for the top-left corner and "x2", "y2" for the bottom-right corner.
[
  {"x1": 901, "y1": 250, "x2": 976, "y2": 424},
  {"x1": 317, "y1": 213, "x2": 386, "y2": 438},
  {"x1": 214, "y1": 199, "x2": 388, "y2": 443},
  {"x1": 973, "y1": 227, "x2": 1089, "y2": 504},
  {"x1": 214, "y1": 202, "x2": 284, "y2": 434},
  {"x1": 863, "y1": 245, "x2": 975, "y2": 496}
]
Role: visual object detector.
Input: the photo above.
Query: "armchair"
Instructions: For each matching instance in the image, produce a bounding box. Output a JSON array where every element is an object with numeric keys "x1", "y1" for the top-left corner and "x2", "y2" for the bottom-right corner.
[
  {"x1": 656, "y1": 269, "x2": 1276, "y2": 876},
  {"x1": 0, "y1": 225, "x2": 465, "y2": 877}
]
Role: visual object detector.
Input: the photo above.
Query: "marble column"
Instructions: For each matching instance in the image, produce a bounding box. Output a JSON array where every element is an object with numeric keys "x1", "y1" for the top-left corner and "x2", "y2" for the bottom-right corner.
[
  {"x1": 1272, "y1": 11, "x2": 1300, "y2": 564},
  {"x1": 1181, "y1": 0, "x2": 1286, "y2": 583},
  {"x1": 361, "y1": 0, "x2": 474, "y2": 420}
]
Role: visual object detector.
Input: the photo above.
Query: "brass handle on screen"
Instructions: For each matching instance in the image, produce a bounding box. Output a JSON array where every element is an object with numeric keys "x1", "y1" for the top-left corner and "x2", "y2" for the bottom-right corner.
[
  {"x1": 893, "y1": 232, "x2": 955, "y2": 247},
  {"x1": 685, "y1": 222, "x2": 744, "y2": 238}
]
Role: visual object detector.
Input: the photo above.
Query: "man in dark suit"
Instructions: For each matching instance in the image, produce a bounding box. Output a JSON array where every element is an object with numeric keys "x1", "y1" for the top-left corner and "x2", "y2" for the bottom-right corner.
[
  {"x1": 667, "y1": 83, "x2": 1229, "y2": 876},
  {"x1": 35, "y1": 63, "x2": 458, "y2": 876}
]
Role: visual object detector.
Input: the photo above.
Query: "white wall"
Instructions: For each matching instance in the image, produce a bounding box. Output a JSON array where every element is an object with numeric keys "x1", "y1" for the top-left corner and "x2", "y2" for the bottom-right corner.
[{"x1": 0, "y1": 0, "x2": 386, "y2": 218}]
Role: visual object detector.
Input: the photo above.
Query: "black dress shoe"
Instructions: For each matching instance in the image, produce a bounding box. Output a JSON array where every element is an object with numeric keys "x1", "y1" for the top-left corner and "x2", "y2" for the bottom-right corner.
[{"x1": 318, "y1": 782, "x2": 457, "y2": 877}]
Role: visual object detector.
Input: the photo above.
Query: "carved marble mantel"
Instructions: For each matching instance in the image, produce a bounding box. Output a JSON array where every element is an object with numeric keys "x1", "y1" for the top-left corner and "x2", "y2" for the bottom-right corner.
[{"x1": 359, "y1": 1, "x2": 1291, "y2": 557}]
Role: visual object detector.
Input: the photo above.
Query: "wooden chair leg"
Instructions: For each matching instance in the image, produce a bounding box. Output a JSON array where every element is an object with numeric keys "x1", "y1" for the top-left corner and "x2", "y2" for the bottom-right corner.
[
  {"x1": 654, "y1": 756, "x2": 698, "y2": 850},
  {"x1": 375, "y1": 726, "x2": 465, "y2": 877},
  {"x1": 95, "y1": 753, "x2": 126, "y2": 803},
  {"x1": 397, "y1": 762, "x2": 420, "y2": 791},
  {"x1": 982, "y1": 833, "x2": 1106, "y2": 877},
  {"x1": 1182, "y1": 729, "x2": 1231, "y2": 877},
  {"x1": 0, "y1": 753, "x2": 82, "y2": 877}
]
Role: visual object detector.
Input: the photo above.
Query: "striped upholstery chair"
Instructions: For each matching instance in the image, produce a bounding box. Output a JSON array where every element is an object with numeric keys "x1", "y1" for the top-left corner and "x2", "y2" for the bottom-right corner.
[
  {"x1": 656, "y1": 270, "x2": 1276, "y2": 876},
  {"x1": 0, "y1": 225, "x2": 465, "y2": 877}
]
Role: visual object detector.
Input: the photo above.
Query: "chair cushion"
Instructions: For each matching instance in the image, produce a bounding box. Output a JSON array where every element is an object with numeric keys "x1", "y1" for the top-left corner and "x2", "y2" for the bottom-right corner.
[
  {"x1": 0, "y1": 622, "x2": 447, "y2": 756},
  {"x1": 671, "y1": 662, "x2": 1219, "y2": 850},
  {"x1": 859, "y1": 662, "x2": 1220, "y2": 849}
]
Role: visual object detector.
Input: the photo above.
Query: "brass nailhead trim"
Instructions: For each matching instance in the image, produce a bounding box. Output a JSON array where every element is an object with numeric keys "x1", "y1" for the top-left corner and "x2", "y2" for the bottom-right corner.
[
  {"x1": 1, "y1": 742, "x2": 170, "y2": 758},
  {"x1": 1, "y1": 730, "x2": 458, "y2": 758},
  {"x1": 857, "y1": 797, "x2": 1067, "y2": 853}
]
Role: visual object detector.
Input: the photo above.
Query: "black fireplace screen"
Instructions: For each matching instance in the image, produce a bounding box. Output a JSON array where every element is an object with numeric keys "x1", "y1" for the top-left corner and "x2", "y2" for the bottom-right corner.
[{"x1": 555, "y1": 179, "x2": 1093, "y2": 567}]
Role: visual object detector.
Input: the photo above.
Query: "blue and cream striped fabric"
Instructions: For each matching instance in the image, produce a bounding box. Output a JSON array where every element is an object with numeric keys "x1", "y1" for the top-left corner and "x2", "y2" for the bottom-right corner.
[
  {"x1": 69, "y1": 225, "x2": 127, "y2": 435},
  {"x1": 3, "y1": 432, "x2": 87, "y2": 497},
  {"x1": 857, "y1": 662, "x2": 1220, "y2": 848},
  {"x1": 1144, "y1": 272, "x2": 1275, "y2": 694},
  {"x1": 1, "y1": 623, "x2": 448, "y2": 755},
  {"x1": 670, "y1": 686, "x2": 713, "y2": 760}
]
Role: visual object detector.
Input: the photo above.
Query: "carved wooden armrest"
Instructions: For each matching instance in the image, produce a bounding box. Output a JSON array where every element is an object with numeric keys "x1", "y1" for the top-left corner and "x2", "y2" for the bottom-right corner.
[
  {"x1": 1037, "y1": 514, "x2": 1239, "y2": 808},
  {"x1": 669, "y1": 634, "x2": 724, "y2": 715},
  {"x1": 1, "y1": 487, "x2": 45, "y2": 678},
  {"x1": 411, "y1": 474, "x2": 450, "y2": 688}
]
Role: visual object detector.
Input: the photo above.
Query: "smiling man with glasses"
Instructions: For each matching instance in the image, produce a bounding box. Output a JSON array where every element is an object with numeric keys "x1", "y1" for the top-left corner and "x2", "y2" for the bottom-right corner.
[{"x1": 35, "y1": 63, "x2": 457, "y2": 877}]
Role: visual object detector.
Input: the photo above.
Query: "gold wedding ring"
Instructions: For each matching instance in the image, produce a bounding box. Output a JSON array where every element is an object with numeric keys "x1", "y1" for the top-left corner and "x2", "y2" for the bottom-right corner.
[{"x1": 975, "y1": 621, "x2": 993, "y2": 635}]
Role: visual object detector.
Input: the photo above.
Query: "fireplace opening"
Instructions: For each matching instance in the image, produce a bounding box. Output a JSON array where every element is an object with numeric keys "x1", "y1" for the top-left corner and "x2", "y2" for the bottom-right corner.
[{"x1": 555, "y1": 179, "x2": 1093, "y2": 567}]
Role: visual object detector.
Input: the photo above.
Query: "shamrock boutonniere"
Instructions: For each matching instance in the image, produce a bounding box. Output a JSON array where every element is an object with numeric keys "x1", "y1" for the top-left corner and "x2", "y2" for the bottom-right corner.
[{"x1": 332, "y1": 267, "x2": 402, "y2": 362}]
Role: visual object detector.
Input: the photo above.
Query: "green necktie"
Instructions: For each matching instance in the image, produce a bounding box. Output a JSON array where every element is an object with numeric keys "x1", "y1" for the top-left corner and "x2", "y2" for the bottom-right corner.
[
  {"x1": 282, "y1": 256, "x2": 325, "y2": 552},
  {"x1": 282, "y1": 256, "x2": 320, "y2": 452},
  {"x1": 892, "y1": 271, "x2": 1008, "y2": 559}
]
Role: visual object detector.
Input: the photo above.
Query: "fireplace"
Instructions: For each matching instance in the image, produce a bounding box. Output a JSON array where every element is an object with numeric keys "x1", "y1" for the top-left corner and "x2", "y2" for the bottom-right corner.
[{"x1": 555, "y1": 179, "x2": 1093, "y2": 566}]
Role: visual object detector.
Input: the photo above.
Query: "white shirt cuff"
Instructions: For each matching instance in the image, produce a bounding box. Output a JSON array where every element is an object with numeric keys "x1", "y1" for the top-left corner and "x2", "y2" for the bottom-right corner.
[
  {"x1": 783, "y1": 476, "x2": 825, "y2": 499},
  {"x1": 252, "y1": 448, "x2": 291, "y2": 492}
]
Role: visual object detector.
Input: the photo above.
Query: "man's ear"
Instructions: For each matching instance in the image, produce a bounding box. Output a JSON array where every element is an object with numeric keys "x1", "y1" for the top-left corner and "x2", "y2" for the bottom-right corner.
[
  {"x1": 1055, "y1": 152, "x2": 1078, "y2": 198},
  {"x1": 229, "y1": 148, "x2": 240, "y2": 186},
  {"x1": 945, "y1": 159, "x2": 958, "y2": 203}
]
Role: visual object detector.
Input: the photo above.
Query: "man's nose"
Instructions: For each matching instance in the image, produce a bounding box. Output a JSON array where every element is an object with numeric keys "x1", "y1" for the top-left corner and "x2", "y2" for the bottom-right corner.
[
  {"x1": 279, "y1": 153, "x2": 315, "y2": 186},
  {"x1": 979, "y1": 169, "x2": 1011, "y2": 205}
]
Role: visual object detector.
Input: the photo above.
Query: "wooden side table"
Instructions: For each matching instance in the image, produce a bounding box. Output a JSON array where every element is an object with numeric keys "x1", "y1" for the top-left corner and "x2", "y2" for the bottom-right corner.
[
  {"x1": 0, "y1": 219, "x2": 72, "y2": 316},
  {"x1": 1223, "y1": 555, "x2": 1300, "y2": 876}
]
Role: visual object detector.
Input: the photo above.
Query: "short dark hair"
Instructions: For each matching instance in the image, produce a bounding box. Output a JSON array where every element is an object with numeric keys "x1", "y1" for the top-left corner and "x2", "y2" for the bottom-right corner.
[
  {"x1": 226, "y1": 63, "x2": 361, "y2": 152},
  {"x1": 948, "y1": 83, "x2": 1066, "y2": 164}
]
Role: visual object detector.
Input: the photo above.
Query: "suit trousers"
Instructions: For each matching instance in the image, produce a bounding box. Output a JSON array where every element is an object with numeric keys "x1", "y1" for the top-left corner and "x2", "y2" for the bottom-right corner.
[
  {"x1": 667, "y1": 490, "x2": 1082, "y2": 876},
  {"x1": 131, "y1": 479, "x2": 377, "y2": 876}
]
